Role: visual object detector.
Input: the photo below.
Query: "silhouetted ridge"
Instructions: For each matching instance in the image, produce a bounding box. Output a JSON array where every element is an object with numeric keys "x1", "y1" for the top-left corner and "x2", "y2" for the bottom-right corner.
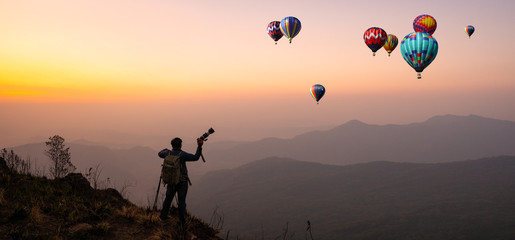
[{"x1": 0, "y1": 170, "x2": 222, "y2": 239}]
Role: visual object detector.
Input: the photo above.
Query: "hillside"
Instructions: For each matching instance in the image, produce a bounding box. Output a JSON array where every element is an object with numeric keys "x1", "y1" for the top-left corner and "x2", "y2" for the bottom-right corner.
[
  {"x1": 189, "y1": 156, "x2": 515, "y2": 239},
  {"x1": 0, "y1": 157, "x2": 222, "y2": 240},
  {"x1": 8, "y1": 142, "x2": 162, "y2": 205},
  {"x1": 204, "y1": 114, "x2": 515, "y2": 170}
]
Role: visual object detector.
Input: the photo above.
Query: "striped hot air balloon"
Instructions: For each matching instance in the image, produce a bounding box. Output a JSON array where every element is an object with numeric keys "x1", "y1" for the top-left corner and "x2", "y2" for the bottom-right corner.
[
  {"x1": 400, "y1": 32, "x2": 439, "y2": 79},
  {"x1": 310, "y1": 84, "x2": 325, "y2": 104},
  {"x1": 363, "y1": 27, "x2": 387, "y2": 56},
  {"x1": 465, "y1": 25, "x2": 475, "y2": 38},
  {"x1": 280, "y1": 16, "x2": 301, "y2": 43},
  {"x1": 383, "y1": 34, "x2": 398, "y2": 57},
  {"x1": 413, "y1": 14, "x2": 437, "y2": 35}
]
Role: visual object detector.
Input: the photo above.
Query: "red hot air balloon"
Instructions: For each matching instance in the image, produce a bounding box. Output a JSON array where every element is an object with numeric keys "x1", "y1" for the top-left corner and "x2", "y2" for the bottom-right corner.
[
  {"x1": 267, "y1": 21, "x2": 283, "y2": 44},
  {"x1": 364, "y1": 27, "x2": 387, "y2": 56}
]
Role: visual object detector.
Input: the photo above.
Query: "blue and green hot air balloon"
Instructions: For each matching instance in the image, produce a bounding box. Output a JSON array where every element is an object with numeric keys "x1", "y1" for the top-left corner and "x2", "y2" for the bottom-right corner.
[
  {"x1": 280, "y1": 16, "x2": 301, "y2": 43},
  {"x1": 310, "y1": 84, "x2": 325, "y2": 104},
  {"x1": 400, "y1": 32, "x2": 439, "y2": 79}
]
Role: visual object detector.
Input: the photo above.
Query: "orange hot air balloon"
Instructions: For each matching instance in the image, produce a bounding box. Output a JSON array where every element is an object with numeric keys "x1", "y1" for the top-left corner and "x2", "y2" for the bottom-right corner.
[{"x1": 383, "y1": 34, "x2": 398, "y2": 57}]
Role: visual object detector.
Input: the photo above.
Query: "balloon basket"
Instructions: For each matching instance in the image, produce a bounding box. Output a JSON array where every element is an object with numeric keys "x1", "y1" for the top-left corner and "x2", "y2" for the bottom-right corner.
[
  {"x1": 373, "y1": 52, "x2": 376, "y2": 56},
  {"x1": 417, "y1": 73, "x2": 422, "y2": 79}
]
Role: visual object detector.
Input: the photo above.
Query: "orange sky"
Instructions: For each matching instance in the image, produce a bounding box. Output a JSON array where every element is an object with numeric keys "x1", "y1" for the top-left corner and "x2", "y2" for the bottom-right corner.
[{"x1": 1, "y1": 0, "x2": 515, "y2": 148}]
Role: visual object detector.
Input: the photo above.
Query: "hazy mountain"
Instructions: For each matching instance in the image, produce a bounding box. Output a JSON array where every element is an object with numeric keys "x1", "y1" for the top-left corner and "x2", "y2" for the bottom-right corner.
[
  {"x1": 7, "y1": 114, "x2": 515, "y2": 206},
  {"x1": 189, "y1": 156, "x2": 515, "y2": 239},
  {"x1": 204, "y1": 114, "x2": 515, "y2": 171}
]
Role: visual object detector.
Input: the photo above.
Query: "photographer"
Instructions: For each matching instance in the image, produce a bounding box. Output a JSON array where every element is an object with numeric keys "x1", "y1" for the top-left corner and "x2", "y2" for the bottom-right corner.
[{"x1": 158, "y1": 137, "x2": 203, "y2": 226}]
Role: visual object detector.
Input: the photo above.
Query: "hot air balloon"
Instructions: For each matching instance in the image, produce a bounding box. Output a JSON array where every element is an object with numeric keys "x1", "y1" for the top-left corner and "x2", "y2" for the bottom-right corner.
[
  {"x1": 364, "y1": 27, "x2": 387, "y2": 56},
  {"x1": 465, "y1": 25, "x2": 475, "y2": 38},
  {"x1": 267, "y1": 21, "x2": 283, "y2": 44},
  {"x1": 280, "y1": 16, "x2": 301, "y2": 43},
  {"x1": 383, "y1": 34, "x2": 398, "y2": 57},
  {"x1": 400, "y1": 32, "x2": 439, "y2": 79},
  {"x1": 413, "y1": 14, "x2": 437, "y2": 35},
  {"x1": 310, "y1": 84, "x2": 325, "y2": 104}
]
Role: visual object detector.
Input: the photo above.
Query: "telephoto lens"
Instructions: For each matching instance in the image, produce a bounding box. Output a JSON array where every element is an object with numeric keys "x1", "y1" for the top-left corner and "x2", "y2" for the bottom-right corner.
[{"x1": 200, "y1": 128, "x2": 215, "y2": 141}]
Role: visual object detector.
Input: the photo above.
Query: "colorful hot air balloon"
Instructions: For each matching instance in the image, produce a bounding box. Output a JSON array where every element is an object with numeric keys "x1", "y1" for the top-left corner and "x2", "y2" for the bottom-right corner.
[
  {"x1": 280, "y1": 16, "x2": 301, "y2": 43},
  {"x1": 465, "y1": 25, "x2": 475, "y2": 38},
  {"x1": 413, "y1": 14, "x2": 437, "y2": 35},
  {"x1": 400, "y1": 32, "x2": 439, "y2": 79},
  {"x1": 310, "y1": 84, "x2": 325, "y2": 104},
  {"x1": 383, "y1": 34, "x2": 398, "y2": 57},
  {"x1": 363, "y1": 27, "x2": 387, "y2": 56},
  {"x1": 267, "y1": 21, "x2": 283, "y2": 44}
]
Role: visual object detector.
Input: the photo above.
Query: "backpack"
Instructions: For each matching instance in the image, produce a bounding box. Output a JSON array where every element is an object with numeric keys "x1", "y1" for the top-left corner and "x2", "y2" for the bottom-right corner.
[{"x1": 161, "y1": 151, "x2": 183, "y2": 185}]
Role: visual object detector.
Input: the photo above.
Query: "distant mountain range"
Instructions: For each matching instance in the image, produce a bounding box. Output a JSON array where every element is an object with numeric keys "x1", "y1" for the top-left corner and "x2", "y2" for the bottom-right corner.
[
  {"x1": 7, "y1": 114, "x2": 515, "y2": 207},
  {"x1": 203, "y1": 114, "x2": 515, "y2": 171},
  {"x1": 189, "y1": 156, "x2": 515, "y2": 239}
]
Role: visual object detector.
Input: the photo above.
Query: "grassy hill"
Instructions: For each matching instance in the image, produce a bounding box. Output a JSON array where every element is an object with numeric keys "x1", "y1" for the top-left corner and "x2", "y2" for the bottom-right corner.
[
  {"x1": 189, "y1": 156, "x2": 515, "y2": 239},
  {"x1": 0, "y1": 157, "x2": 222, "y2": 240}
]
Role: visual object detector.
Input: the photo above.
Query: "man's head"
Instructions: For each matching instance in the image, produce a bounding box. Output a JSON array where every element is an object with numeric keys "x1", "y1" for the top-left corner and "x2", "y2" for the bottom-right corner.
[{"x1": 171, "y1": 138, "x2": 182, "y2": 149}]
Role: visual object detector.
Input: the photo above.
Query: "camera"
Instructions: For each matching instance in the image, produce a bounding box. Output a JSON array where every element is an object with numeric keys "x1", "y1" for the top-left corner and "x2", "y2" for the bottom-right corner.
[{"x1": 199, "y1": 128, "x2": 215, "y2": 141}]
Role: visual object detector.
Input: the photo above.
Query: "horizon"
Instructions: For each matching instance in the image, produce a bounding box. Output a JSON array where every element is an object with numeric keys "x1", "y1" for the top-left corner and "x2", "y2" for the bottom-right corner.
[
  {"x1": 2, "y1": 1, "x2": 515, "y2": 149},
  {"x1": 3, "y1": 113, "x2": 511, "y2": 150}
]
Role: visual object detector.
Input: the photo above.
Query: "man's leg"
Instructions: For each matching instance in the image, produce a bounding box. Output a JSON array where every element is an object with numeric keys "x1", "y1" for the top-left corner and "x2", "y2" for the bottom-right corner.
[
  {"x1": 160, "y1": 183, "x2": 176, "y2": 219},
  {"x1": 176, "y1": 181, "x2": 189, "y2": 225}
]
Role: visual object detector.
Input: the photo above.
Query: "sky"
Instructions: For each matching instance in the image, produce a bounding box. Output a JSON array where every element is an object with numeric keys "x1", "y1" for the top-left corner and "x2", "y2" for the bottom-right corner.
[{"x1": 1, "y1": 0, "x2": 515, "y2": 149}]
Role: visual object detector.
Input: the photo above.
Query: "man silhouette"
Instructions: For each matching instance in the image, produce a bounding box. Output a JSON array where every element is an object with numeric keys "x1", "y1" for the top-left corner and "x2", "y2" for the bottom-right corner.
[{"x1": 158, "y1": 137, "x2": 203, "y2": 226}]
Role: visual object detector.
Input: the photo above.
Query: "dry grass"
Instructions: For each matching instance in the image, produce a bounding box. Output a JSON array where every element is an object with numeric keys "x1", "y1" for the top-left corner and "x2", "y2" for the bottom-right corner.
[
  {"x1": 94, "y1": 221, "x2": 111, "y2": 234},
  {"x1": 152, "y1": 229, "x2": 174, "y2": 240},
  {"x1": 143, "y1": 213, "x2": 162, "y2": 225},
  {"x1": 117, "y1": 205, "x2": 161, "y2": 225},
  {"x1": 30, "y1": 205, "x2": 44, "y2": 223},
  {"x1": 118, "y1": 205, "x2": 140, "y2": 220},
  {"x1": 0, "y1": 188, "x2": 4, "y2": 205}
]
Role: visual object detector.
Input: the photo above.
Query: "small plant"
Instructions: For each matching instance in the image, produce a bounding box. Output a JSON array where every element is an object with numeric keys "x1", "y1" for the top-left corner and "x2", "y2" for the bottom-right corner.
[
  {"x1": 144, "y1": 213, "x2": 161, "y2": 225},
  {"x1": 118, "y1": 205, "x2": 139, "y2": 221},
  {"x1": 84, "y1": 163, "x2": 103, "y2": 189},
  {"x1": 93, "y1": 201, "x2": 112, "y2": 219},
  {"x1": 90, "y1": 221, "x2": 111, "y2": 235},
  {"x1": 209, "y1": 205, "x2": 225, "y2": 231},
  {"x1": 66, "y1": 209, "x2": 78, "y2": 223},
  {"x1": 1, "y1": 148, "x2": 32, "y2": 174},
  {"x1": 153, "y1": 229, "x2": 174, "y2": 240},
  {"x1": 117, "y1": 179, "x2": 135, "y2": 199},
  {"x1": 30, "y1": 206, "x2": 44, "y2": 223}
]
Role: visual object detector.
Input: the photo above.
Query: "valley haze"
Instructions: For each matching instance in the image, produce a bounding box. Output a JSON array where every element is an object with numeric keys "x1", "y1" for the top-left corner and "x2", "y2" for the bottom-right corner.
[{"x1": 7, "y1": 114, "x2": 515, "y2": 203}]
